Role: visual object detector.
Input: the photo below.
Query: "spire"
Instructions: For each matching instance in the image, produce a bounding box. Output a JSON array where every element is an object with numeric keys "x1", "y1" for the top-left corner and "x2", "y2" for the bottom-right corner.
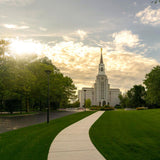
[{"x1": 100, "y1": 48, "x2": 103, "y2": 64}]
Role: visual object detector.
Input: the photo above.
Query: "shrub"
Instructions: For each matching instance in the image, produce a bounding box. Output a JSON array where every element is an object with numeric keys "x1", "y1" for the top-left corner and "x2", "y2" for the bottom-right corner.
[
  {"x1": 136, "y1": 107, "x2": 147, "y2": 110},
  {"x1": 90, "y1": 106, "x2": 101, "y2": 110},
  {"x1": 102, "y1": 106, "x2": 115, "y2": 111},
  {"x1": 115, "y1": 104, "x2": 123, "y2": 109},
  {"x1": 90, "y1": 105, "x2": 115, "y2": 111}
]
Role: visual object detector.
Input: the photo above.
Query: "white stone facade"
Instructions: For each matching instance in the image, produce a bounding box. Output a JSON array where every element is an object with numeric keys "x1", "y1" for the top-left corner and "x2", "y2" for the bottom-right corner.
[{"x1": 78, "y1": 49, "x2": 121, "y2": 107}]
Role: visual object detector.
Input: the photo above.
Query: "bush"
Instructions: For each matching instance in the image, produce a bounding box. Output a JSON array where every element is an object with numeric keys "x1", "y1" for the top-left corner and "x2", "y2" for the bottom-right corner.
[
  {"x1": 114, "y1": 104, "x2": 123, "y2": 109},
  {"x1": 90, "y1": 106, "x2": 101, "y2": 110},
  {"x1": 136, "y1": 107, "x2": 147, "y2": 110},
  {"x1": 90, "y1": 105, "x2": 115, "y2": 111},
  {"x1": 102, "y1": 106, "x2": 115, "y2": 111}
]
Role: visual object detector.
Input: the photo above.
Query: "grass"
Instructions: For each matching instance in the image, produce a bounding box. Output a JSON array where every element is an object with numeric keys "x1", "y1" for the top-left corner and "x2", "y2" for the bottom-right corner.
[
  {"x1": 0, "y1": 111, "x2": 94, "y2": 160},
  {"x1": 90, "y1": 109, "x2": 160, "y2": 160}
]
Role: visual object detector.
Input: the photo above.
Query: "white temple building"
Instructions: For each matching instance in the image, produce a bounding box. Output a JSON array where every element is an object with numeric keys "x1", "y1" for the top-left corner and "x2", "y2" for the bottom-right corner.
[{"x1": 78, "y1": 49, "x2": 121, "y2": 107}]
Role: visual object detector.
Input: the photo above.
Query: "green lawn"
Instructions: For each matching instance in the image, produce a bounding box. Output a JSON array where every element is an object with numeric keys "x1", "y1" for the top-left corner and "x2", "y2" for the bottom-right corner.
[
  {"x1": 90, "y1": 109, "x2": 160, "y2": 160},
  {"x1": 0, "y1": 111, "x2": 94, "y2": 160}
]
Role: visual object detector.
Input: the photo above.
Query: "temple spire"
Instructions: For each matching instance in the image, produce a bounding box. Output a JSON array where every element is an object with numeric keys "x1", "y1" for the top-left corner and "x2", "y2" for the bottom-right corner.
[{"x1": 100, "y1": 48, "x2": 103, "y2": 64}]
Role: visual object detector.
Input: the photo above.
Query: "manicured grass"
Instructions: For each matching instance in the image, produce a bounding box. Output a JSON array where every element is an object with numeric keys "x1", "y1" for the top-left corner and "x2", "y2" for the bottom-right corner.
[
  {"x1": 0, "y1": 111, "x2": 94, "y2": 160},
  {"x1": 90, "y1": 109, "x2": 160, "y2": 160}
]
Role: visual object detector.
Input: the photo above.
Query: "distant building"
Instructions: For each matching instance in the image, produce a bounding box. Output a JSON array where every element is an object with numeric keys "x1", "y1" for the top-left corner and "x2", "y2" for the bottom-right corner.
[{"x1": 78, "y1": 49, "x2": 120, "y2": 107}]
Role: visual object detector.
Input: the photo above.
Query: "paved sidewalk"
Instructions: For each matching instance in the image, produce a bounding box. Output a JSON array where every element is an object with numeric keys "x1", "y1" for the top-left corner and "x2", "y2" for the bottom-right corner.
[{"x1": 48, "y1": 111, "x2": 105, "y2": 160}]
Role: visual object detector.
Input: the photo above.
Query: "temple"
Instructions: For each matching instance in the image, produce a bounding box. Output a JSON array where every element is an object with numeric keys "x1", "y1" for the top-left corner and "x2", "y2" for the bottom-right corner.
[{"x1": 78, "y1": 49, "x2": 120, "y2": 107}]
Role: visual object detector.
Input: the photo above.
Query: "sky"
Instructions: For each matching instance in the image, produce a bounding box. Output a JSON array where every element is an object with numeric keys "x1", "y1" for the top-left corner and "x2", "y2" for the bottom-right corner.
[{"x1": 0, "y1": 0, "x2": 160, "y2": 92}]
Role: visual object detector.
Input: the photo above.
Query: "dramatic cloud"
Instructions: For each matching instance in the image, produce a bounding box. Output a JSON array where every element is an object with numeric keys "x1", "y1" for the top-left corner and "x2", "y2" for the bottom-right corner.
[
  {"x1": 39, "y1": 27, "x2": 47, "y2": 32},
  {"x1": 8, "y1": 33, "x2": 158, "y2": 92},
  {"x1": 76, "y1": 30, "x2": 88, "y2": 40},
  {"x1": 0, "y1": 0, "x2": 35, "y2": 6},
  {"x1": 47, "y1": 41, "x2": 158, "y2": 92},
  {"x1": 3, "y1": 24, "x2": 30, "y2": 30},
  {"x1": 136, "y1": 6, "x2": 160, "y2": 25},
  {"x1": 112, "y1": 30, "x2": 140, "y2": 48}
]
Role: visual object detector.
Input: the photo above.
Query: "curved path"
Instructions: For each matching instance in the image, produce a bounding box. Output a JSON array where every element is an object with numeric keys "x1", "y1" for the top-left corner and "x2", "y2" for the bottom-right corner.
[{"x1": 48, "y1": 111, "x2": 105, "y2": 160}]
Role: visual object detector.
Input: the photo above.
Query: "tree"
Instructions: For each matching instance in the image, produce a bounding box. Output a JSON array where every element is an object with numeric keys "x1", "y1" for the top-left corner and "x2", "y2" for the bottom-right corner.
[
  {"x1": 151, "y1": 0, "x2": 160, "y2": 4},
  {"x1": 118, "y1": 94, "x2": 129, "y2": 108},
  {"x1": 127, "y1": 85, "x2": 146, "y2": 108},
  {"x1": 144, "y1": 66, "x2": 160, "y2": 107},
  {"x1": 0, "y1": 40, "x2": 9, "y2": 57},
  {"x1": 0, "y1": 53, "x2": 77, "y2": 113},
  {"x1": 85, "y1": 99, "x2": 91, "y2": 108},
  {"x1": 119, "y1": 85, "x2": 146, "y2": 108}
]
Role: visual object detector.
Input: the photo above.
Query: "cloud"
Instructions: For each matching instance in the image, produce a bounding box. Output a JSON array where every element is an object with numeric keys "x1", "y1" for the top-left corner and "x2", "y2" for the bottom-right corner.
[
  {"x1": 0, "y1": 0, "x2": 35, "y2": 6},
  {"x1": 47, "y1": 41, "x2": 158, "y2": 92},
  {"x1": 39, "y1": 27, "x2": 47, "y2": 32},
  {"x1": 63, "y1": 36, "x2": 76, "y2": 42},
  {"x1": 0, "y1": 15, "x2": 7, "y2": 18},
  {"x1": 76, "y1": 30, "x2": 88, "y2": 40},
  {"x1": 112, "y1": 30, "x2": 140, "y2": 48},
  {"x1": 3, "y1": 24, "x2": 30, "y2": 30},
  {"x1": 61, "y1": 29, "x2": 88, "y2": 42},
  {"x1": 8, "y1": 29, "x2": 159, "y2": 93},
  {"x1": 136, "y1": 6, "x2": 160, "y2": 25}
]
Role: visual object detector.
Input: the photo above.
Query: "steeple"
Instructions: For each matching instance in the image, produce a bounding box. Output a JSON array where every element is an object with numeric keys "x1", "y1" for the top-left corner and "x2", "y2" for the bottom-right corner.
[
  {"x1": 98, "y1": 48, "x2": 105, "y2": 75},
  {"x1": 100, "y1": 48, "x2": 103, "y2": 64}
]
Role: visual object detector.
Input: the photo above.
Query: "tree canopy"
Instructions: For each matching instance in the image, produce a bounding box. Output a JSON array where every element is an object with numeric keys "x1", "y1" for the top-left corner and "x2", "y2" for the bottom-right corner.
[
  {"x1": 144, "y1": 66, "x2": 160, "y2": 106},
  {"x1": 151, "y1": 0, "x2": 160, "y2": 4},
  {"x1": 0, "y1": 40, "x2": 77, "y2": 113},
  {"x1": 119, "y1": 85, "x2": 146, "y2": 108},
  {"x1": 85, "y1": 99, "x2": 91, "y2": 108}
]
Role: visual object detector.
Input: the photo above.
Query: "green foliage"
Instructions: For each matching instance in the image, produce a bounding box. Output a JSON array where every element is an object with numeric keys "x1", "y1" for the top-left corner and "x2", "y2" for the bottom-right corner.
[
  {"x1": 136, "y1": 107, "x2": 147, "y2": 110},
  {"x1": 90, "y1": 106, "x2": 102, "y2": 110},
  {"x1": 5, "y1": 99, "x2": 21, "y2": 114},
  {"x1": 0, "y1": 40, "x2": 77, "y2": 112},
  {"x1": 90, "y1": 105, "x2": 114, "y2": 111},
  {"x1": 102, "y1": 106, "x2": 114, "y2": 111},
  {"x1": 118, "y1": 93, "x2": 129, "y2": 108},
  {"x1": 119, "y1": 85, "x2": 146, "y2": 108},
  {"x1": 90, "y1": 109, "x2": 160, "y2": 160},
  {"x1": 0, "y1": 40, "x2": 9, "y2": 57},
  {"x1": 144, "y1": 66, "x2": 160, "y2": 107},
  {"x1": 152, "y1": 0, "x2": 160, "y2": 4},
  {"x1": 67, "y1": 101, "x2": 80, "y2": 108},
  {"x1": 114, "y1": 104, "x2": 123, "y2": 109},
  {"x1": 85, "y1": 98, "x2": 91, "y2": 108},
  {"x1": 0, "y1": 111, "x2": 94, "y2": 160}
]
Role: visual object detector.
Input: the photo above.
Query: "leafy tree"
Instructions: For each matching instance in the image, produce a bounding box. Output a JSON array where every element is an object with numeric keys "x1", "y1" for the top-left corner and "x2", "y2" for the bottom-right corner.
[
  {"x1": 119, "y1": 85, "x2": 146, "y2": 108},
  {"x1": 71, "y1": 101, "x2": 80, "y2": 108},
  {"x1": 0, "y1": 57, "x2": 17, "y2": 111},
  {"x1": 85, "y1": 99, "x2": 91, "y2": 108},
  {"x1": 65, "y1": 101, "x2": 80, "y2": 108},
  {"x1": 127, "y1": 85, "x2": 146, "y2": 108},
  {"x1": 0, "y1": 40, "x2": 9, "y2": 57},
  {"x1": 118, "y1": 94, "x2": 129, "y2": 108},
  {"x1": 151, "y1": 0, "x2": 160, "y2": 4},
  {"x1": 144, "y1": 66, "x2": 160, "y2": 107},
  {"x1": 0, "y1": 39, "x2": 77, "y2": 113}
]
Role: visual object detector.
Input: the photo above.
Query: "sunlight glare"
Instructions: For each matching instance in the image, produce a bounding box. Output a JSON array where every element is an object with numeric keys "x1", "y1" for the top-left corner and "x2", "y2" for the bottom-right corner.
[{"x1": 9, "y1": 39, "x2": 43, "y2": 56}]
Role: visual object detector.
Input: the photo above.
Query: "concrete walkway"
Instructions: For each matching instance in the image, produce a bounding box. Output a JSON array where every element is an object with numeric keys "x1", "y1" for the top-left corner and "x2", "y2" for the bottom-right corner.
[{"x1": 48, "y1": 111, "x2": 105, "y2": 160}]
